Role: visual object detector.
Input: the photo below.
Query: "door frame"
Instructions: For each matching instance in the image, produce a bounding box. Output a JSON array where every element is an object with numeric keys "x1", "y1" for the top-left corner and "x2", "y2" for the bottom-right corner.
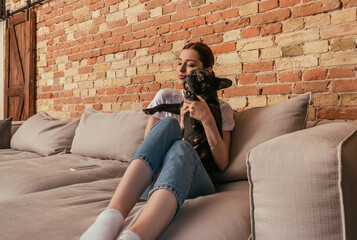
[{"x1": 0, "y1": 20, "x2": 5, "y2": 119}]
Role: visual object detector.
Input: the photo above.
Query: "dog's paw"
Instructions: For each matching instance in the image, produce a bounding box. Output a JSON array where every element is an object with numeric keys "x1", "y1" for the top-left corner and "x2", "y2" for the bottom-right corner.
[{"x1": 143, "y1": 108, "x2": 155, "y2": 115}]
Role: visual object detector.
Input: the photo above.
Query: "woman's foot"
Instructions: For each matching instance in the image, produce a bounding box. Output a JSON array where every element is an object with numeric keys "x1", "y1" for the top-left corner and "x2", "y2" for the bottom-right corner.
[{"x1": 80, "y1": 209, "x2": 124, "y2": 240}]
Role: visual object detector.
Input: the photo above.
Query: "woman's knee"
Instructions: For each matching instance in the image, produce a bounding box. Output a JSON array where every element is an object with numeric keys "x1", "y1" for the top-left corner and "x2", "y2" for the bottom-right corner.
[
  {"x1": 159, "y1": 117, "x2": 181, "y2": 133},
  {"x1": 166, "y1": 141, "x2": 198, "y2": 170}
]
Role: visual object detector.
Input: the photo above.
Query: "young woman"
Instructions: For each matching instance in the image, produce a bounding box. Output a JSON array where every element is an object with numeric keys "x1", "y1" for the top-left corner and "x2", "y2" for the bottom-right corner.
[{"x1": 80, "y1": 42, "x2": 235, "y2": 240}]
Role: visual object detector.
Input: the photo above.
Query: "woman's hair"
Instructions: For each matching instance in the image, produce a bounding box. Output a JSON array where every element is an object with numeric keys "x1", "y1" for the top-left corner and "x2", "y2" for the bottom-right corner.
[{"x1": 182, "y1": 42, "x2": 215, "y2": 69}]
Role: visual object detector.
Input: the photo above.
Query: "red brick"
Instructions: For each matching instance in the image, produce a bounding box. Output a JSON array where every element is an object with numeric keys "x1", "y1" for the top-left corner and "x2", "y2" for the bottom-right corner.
[
  {"x1": 206, "y1": 12, "x2": 221, "y2": 23},
  {"x1": 328, "y1": 67, "x2": 356, "y2": 78},
  {"x1": 318, "y1": 107, "x2": 357, "y2": 120},
  {"x1": 106, "y1": 88, "x2": 116, "y2": 95},
  {"x1": 141, "y1": 37, "x2": 157, "y2": 48},
  {"x1": 183, "y1": 16, "x2": 206, "y2": 29},
  {"x1": 192, "y1": 26, "x2": 214, "y2": 37},
  {"x1": 251, "y1": 8, "x2": 290, "y2": 25},
  {"x1": 54, "y1": 105, "x2": 62, "y2": 111},
  {"x1": 69, "y1": 53, "x2": 84, "y2": 61},
  {"x1": 119, "y1": 41, "x2": 141, "y2": 51},
  {"x1": 259, "y1": 0, "x2": 278, "y2": 12},
  {"x1": 132, "y1": 75, "x2": 155, "y2": 84},
  {"x1": 224, "y1": 86, "x2": 260, "y2": 97},
  {"x1": 261, "y1": 22, "x2": 282, "y2": 36},
  {"x1": 242, "y1": 26, "x2": 260, "y2": 38},
  {"x1": 202, "y1": 34, "x2": 223, "y2": 45},
  {"x1": 105, "y1": 0, "x2": 123, "y2": 7},
  {"x1": 172, "y1": 8, "x2": 199, "y2": 22},
  {"x1": 280, "y1": 70, "x2": 302, "y2": 83},
  {"x1": 101, "y1": 45, "x2": 119, "y2": 55},
  {"x1": 93, "y1": 104, "x2": 103, "y2": 111},
  {"x1": 158, "y1": 24, "x2": 170, "y2": 34},
  {"x1": 343, "y1": 0, "x2": 357, "y2": 8},
  {"x1": 67, "y1": 97, "x2": 82, "y2": 104},
  {"x1": 146, "y1": 0, "x2": 170, "y2": 9},
  {"x1": 257, "y1": 73, "x2": 277, "y2": 83},
  {"x1": 303, "y1": 69, "x2": 327, "y2": 81},
  {"x1": 113, "y1": 26, "x2": 132, "y2": 36},
  {"x1": 210, "y1": 42, "x2": 236, "y2": 54},
  {"x1": 116, "y1": 87, "x2": 125, "y2": 95},
  {"x1": 83, "y1": 97, "x2": 99, "y2": 104},
  {"x1": 295, "y1": 81, "x2": 329, "y2": 93},
  {"x1": 54, "y1": 71, "x2": 64, "y2": 78},
  {"x1": 148, "y1": 83, "x2": 161, "y2": 91},
  {"x1": 99, "y1": 96, "x2": 118, "y2": 103},
  {"x1": 163, "y1": 3, "x2": 176, "y2": 14},
  {"x1": 332, "y1": 80, "x2": 357, "y2": 92},
  {"x1": 171, "y1": 22, "x2": 183, "y2": 32},
  {"x1": 292, "y1": 0, "x2": 341, "y2": 18},
  {"x1": 177, "y1": 0, "x2": 190, "y2": 11},
  {"x1": 138, "y1": 11, "x2": 150, "y2": 21},
  {"x1": 200, "y1": 0, "x2": 231, "y2": 14},
  {"x1": 146, "y1": 27, "x2": 157, "y2": 37},
  {"x1": 262, "y1": 84, "x2": 292, "y2": 94},
  {"x1": 78, "y1": 66, "x2": 94, "y2": 74},
  {"x1": 239, "y1": 74, "x2": 256, "y2": 85},
  {"x1": 244, "y1": 61, "x2": 274, "y2": 73},
  {"x1": 140, "y1": 92, "x2": 157, "y2": 101},
  {"x1": 222, "y1": 8, "x2": 239, "y2": 19},
  {"x1": 118, "y1": 94, "x2": 139, "y2": 102},
  {"x1": 97, "y1": 89, "x2": 106, "y2": 95},
  {"x1": 214, "y1": 17, "x2": 250, "y2": 32},
  {"x1": 154, "y1": 16, "x2": 171, "y2": 26},
  {"x1": 165, "y1": 31, "x2": 190, "y2": 42}
]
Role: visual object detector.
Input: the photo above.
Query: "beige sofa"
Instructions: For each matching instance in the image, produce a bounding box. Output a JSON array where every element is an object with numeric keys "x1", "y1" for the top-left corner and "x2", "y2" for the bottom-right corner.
[{"x1": 0, "y1": 92, "x2": 356, "y2": 240}]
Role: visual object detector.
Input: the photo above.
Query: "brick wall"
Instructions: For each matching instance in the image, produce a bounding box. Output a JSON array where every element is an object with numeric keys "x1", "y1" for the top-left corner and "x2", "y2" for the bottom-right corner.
[{"x1": 7, "y1": 0, "x2": 357, "y2": 120}]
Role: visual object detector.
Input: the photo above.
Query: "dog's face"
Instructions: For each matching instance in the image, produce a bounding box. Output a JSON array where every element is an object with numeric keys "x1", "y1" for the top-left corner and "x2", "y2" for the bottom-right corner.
[{"x1": 183, "y1": 70, "x2": 232, "y2": 99}]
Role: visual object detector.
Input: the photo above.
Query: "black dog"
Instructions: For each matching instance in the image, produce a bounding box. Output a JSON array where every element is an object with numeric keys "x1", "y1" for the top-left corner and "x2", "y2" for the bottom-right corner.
[{"x1": 143, "y1": 70, "x2": 232, "y2": 175}]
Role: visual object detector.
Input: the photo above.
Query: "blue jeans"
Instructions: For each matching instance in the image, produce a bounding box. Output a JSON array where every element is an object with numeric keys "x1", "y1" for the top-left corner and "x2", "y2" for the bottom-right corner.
[{"x1": 131, "y1": 117, "x2": 215, "y2": 217}]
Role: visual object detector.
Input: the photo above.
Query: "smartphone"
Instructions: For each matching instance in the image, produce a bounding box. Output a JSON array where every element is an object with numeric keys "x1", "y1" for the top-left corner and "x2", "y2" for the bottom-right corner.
[{"x1": 70, "y1": 165, "x2": 100, "y2": 171}]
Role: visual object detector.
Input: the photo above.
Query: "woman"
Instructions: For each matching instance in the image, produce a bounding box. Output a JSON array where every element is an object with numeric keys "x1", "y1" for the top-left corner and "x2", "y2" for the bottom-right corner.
[{"x1": 80, "y1": 42, "x2": 235, "y2": 240}]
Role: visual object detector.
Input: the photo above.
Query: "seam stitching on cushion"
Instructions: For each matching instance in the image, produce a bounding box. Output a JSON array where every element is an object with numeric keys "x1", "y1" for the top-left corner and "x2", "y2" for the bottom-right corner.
[{"x1": 337, "y1": 128, "x2": 357, "y2": 240}]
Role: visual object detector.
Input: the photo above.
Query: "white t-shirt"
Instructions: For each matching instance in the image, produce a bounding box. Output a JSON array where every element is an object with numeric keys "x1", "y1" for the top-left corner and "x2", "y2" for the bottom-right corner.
[{"x1": 147, "y1": 89, "x2": 235, "y2": 131}]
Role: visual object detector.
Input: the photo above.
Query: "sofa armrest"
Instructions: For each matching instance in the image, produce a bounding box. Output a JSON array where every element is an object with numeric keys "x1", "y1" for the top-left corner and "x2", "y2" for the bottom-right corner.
[
  {"x1": 247, "y1": 122, "x2": 357, "y2": 240},
  {"x1": 11, "y1": 121, "x2": 25, "y2": 137}
]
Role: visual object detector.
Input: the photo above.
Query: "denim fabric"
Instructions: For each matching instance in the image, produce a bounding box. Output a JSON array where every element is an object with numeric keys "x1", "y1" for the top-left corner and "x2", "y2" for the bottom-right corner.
[{"x1": 131, "y1": 117, "x2": 215, "y2": 216}]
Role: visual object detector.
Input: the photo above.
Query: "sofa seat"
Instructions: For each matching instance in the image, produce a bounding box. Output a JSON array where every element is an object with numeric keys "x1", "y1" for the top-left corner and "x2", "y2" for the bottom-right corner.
[
  {"x1": 0, "y1": 151, "x2": 127, "y2": 201},
  {"x1": 0, "y1": 175, "x2": 250, "y2": 240},
  {"x1": 0, "y1": 148, "x2": 42, "y2": 162}
]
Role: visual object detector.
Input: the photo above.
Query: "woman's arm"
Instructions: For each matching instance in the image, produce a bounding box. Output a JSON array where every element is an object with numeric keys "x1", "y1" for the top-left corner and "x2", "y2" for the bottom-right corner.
[
  {"x1": 144, "y1": 115, "x2": 160, "y2": 137},
  {"x1": 182, "y1": 96, "x2": 231, "y2": 171}
]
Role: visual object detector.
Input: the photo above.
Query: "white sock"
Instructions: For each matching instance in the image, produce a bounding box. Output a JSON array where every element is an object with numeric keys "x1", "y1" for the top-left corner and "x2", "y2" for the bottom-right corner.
[
  {"x1": 80, "y1": 209, "x2": 124, "y2": 240},
  {"x1": 117, "y1": 230, "x2": 141, "y2": 240}
]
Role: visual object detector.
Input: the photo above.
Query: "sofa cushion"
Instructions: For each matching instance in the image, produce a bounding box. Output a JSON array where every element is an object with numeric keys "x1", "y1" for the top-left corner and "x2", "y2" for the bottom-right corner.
[
  {"x1": 0, "y1": 118, "x2": 12, "y2": 149},
  {"x1": 247, "y1": 122, "x2": 357, "y2": 240},
  {"x1": 10, "y1": 113, "x2": 80, "y2": 156},
  {"x1": 213, "y1": 92, "x2": 311, "y2": 182},
  {"x1": 71, "y1": 110, "x2": 148, "y2": 162}
]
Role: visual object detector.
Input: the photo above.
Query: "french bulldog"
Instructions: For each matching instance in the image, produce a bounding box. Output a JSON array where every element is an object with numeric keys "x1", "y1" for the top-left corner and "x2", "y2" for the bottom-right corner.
[{"x1": 143, "y1": 69, "x2": 232, "y2": 175}]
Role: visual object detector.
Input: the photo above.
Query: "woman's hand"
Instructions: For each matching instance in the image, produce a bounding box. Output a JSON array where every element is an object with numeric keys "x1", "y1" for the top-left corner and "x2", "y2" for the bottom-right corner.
[{"x1": 183, "y1": 96, "x2": 214, "y2": 125}]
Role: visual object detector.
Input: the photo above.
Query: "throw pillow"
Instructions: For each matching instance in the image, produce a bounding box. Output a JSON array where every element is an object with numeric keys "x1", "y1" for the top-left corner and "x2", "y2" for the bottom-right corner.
[
  {"x1": 247, "y1": 122, "x2": 357, "y2": 239},
  {"x1": 213, "y1": 92, "x2": 311, "y2": 183},
  {"x1": 10, "y1": 112, "x2": 80, "y2": 156},
  {"x1": 71, "y1": 109, "x2": 148, "y2": 161},
  {"x1": 0, "y1": 118, "x2": 12, "y2": 149}
]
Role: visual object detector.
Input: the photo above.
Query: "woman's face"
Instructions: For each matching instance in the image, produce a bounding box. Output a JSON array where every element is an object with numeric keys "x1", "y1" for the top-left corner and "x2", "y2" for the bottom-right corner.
[{"x1": 176, "y1": 49, "x2": 211, "y2": 85}]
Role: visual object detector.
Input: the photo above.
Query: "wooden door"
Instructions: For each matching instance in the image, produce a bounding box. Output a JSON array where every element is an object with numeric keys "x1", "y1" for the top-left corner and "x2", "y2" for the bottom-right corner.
[{"x1": 4, "y1": 10, "x2": 36, "y2": 121}]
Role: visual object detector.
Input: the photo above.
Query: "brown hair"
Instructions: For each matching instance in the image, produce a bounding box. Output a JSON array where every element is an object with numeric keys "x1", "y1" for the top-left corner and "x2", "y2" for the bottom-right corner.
[{"x1": 182, "y1": 42, "x2": 215, "y2": 69}]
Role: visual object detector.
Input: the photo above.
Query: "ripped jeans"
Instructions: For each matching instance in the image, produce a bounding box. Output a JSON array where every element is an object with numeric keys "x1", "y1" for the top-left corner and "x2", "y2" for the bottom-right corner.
[{"x1": 130, "y1": 117, "x2": 215, "y2": 217}]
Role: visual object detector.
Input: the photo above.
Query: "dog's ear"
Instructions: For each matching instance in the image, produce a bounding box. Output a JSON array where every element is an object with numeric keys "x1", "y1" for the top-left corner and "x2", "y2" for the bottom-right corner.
[{"x1": 215, "y1": 77, "x2": 232, "y2": 90}]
